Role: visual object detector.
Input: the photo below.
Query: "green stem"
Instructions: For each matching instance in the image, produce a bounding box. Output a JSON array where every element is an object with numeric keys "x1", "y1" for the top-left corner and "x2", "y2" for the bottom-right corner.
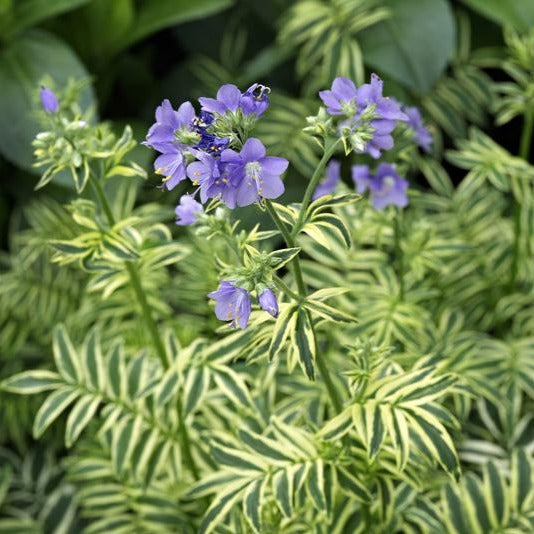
[
  {"x1": 264, "y1": 140, "x2": 344, "y2": 414},
  {"x1": 264, "y1": 199, "x2": 306, "y2": 296},
  {"x1": 510, "y1": 111, "x2": 533, "y2": 288},
  {"x1": 91, "y1": 178, "x2": 168, "y2": 366},
  {"x1": 291, "y1": 138, "x2": 340, "y2": 238},
  {"x1": 273, "y1": 274, "x2": 302, "y2": 303},
  {"x1": 393, "y1": 211, "x2": 404, "y2": 299},
  {"x1": 520, "y1": 111, "x2": 533, "y2": 161},
  {"x1": 313, "y1": 330, "x2": 343, "y2": 413},
  {"x1": 90, "y1": 177, "x2": 200, "y2": 480}
]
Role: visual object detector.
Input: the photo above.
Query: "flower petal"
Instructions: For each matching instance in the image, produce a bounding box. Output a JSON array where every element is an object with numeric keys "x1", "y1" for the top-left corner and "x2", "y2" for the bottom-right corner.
[
  {"x1": 199, "y1": 97, "x2": 226, "y2": 115},
  {"x1": 260, "y1": 156, "x2": 288, "y2": 175},
  {"x1": 241, "y1": 138, "x2": 266, "y2": 161},
  {"x1": 259, "y1": 174, "x2": 285, "y2": 200},
  {"x1": 216, "y1": 84, "x2": 242, "y2": 112}
]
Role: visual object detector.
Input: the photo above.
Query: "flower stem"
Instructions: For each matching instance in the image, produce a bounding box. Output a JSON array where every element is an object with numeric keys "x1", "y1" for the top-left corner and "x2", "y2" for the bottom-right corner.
[
  {"x1": 291, "y1": 138, "x2": 340, "y2": 238},
  {"x1": 520, "y1": 111, "x2": 533, "y2": 161},
  {"x1": 264, "y1": 144, "x2": 343, "y2": 414},
  {"x1": 90, "y1": 176, "x2": 200, "y2": 480},
  {"x1": 510, "y1": 111, "x2": 533, "y2": 289},
  {"x1": 264, "y1": 199, "x2": 306, "y2": 296}
]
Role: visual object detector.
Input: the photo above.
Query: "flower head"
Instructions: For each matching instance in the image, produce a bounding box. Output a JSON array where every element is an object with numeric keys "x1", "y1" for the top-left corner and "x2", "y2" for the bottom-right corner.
[
  {"x1": 218, "y1": 138, "x2": 287, "y2": 208},
  {"x1": 319, "y1": 77, "x2": 358, "y2": 116},
  {"x1": 175, "y1": 195, "x2": 203, "y2": 226},
  {"x1": 145, "y1": 99, "x2": 197, "y2": 153},
  {"x1": 352, "y1": 163, "x2": 408, "y2": 210},
  {"x1": 240, "y1": 84, "x2": 270, "y2": 116},
  {"x1": 199, "y1": 83, "x2": 270, "y2": 118},
  {"x1": 258, "y1": 288, "x2": 278, "y2": 318},
  {"x1": 320, "y1": 75, "x2": 408, "y2": 158},
  {"x1": 404, "y1": 106, "x2": 432, "y2": 152},
  {"x1": 208, "y1": 281, "x2": 252, "y2": 329},
  {"x1": 313, "y1": 160, "x2": 341, "y2": 200},
  {"x1": 354, "y1": 74, "x2": 408, "y2": 158},
  {"x1": 40, "y1": 86, "x2": 59, "y2": 113}
]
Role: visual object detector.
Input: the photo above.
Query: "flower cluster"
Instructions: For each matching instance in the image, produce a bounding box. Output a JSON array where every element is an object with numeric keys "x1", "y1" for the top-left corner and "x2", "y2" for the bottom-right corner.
[
  {"x1": 311, "y1": 159, "x2": 408, "y2": 210},
  {"x1": 319, "y1": 74, "x2": 409, "y2": 157},
  {"x1": 145, "y1": 83, "x2": 288, "y2": 217},
  {"x1": 208, "y1": 282, "x2": 278, "y2": 329},
  {"x1": 34, "y1": 82, "x2": 145, "y2": 193},
  {"x1": 311, "y1": 75, "x2": 432, "y2": 208}
]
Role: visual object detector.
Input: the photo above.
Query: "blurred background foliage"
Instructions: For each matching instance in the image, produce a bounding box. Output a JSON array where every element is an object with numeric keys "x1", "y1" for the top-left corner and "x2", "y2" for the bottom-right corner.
[{"x1": 0, "y1": 0, "x2": 533, "y2": 230}]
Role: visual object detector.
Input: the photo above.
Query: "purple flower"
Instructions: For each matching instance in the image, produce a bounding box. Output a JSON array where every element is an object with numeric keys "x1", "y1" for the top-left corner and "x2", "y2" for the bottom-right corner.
[
  {"x1": 258, "y1": 288, "x2": 278, "y2": 318},
  {"x1": 240, "y1": 84, "x2": 270, "y2": 116},
  {"x1": 313, "y1": 160, "x2": 341, "y2": 200},
  {"x1": 192, "y1": 111, "x2": 215, "y2": 131},
  {"x1": 351, "y1": 165, "x2": 372, "y2": 194},
  {"x1": 354, "y1": 74, "x2": 408, "y2": 158},
  {"x1": 404, "y1": 106, "x2": 432, "y2": 152},
  {"x1": 320, "y1": 75, "x2": 408, "y2": 158},
  {"x1": 175, "y1": 195, "x2": 203, "y2": 226},
  {"x1": 319, "y1": 77, "x2": 358, "y2": 116},
  {"x1": 208, "y1": 281, "x2": 252, "y2": 329},
  {"x1": 154, "y1": 146, "x2": 187, "y2": 190},
  {"x1": 187, "y1": 151, "x2": 221, "y2": 203},
  {"x1": 196, "y1": 133, "x2": 230, "y2": 155},
  {"x1": 352, "y1": 163, "x2": 408, "y2": 210},
  {"x1": 40, "y1": 87, "x2": 59, "y2": 113},
  {"x1": 218, "y1": 138, "x2": 288, "y2": 208},
  {"x1": 199, "y1": 84, "x2": 243, "y2": 115},
  {"x1": 145, "y1": 99, "x2": 196, "y2": 153}
]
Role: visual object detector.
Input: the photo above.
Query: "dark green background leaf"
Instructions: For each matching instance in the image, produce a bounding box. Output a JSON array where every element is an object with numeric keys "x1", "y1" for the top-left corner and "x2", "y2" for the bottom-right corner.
[
  {"x1": 0, "y1": 30, "x2": 94, "y2": 171},
  {"x1": 360, "y1": 0, "x2": 456, "y2": 94},
  {"x1": 461, "y1": 0, "x2": 534, "y2": 32}
]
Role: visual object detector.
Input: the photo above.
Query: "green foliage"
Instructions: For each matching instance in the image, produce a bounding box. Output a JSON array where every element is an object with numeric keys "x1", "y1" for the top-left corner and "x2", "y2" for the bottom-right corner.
[
  {"x1": 460, "y1": 0, "x2": 534, "y2": 33},
  {"x1": 279, "y1": 0, "x2": 389, "y2": 92},
  {"x1": 0, "y1": 31, "x2": 94, "y2": 171},
  {"x1": 359, "y1": 0, "x2": 456, "y2": 94},
  {"x1": 3, "y1": 2, "x2": 534, "y2": 533}
]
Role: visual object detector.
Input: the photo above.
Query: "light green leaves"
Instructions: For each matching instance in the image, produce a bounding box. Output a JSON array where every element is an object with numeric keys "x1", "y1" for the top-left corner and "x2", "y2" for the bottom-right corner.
[
  {"x1": 292, "y1": 308, "x2": 316, "y2": 380},
  {"x1": 279, "y1": 0, "x2": 389, "y2": 90},
  {"x1": 320, "y1": 367, "x2": 459, "y2": 473},
  {"x1": 65, "y1": 394, "x2": 101, "y2": 447},
  {"x1": 33, "y1": 386, "x2": 79, "y2": 438},
  {"x1": 440, "y1": 450, "x2": 534, "y2": 533},
  {"x1": 360, "y1": 0, "x2": 456, "y2": 94},
  {"x1": 447, "y1": 128, "x2": 534, "y2": 198},
  {"x1": 300, "y1": 193, "x2": 360, "y2": 251},
  {"x1": 1, "y1": 370, "x2": 63, "y2": 394},
  {"x1": 190, "y1": 423, "x2": 325, "y2": 534},
  {"x1": 53, "y1": 324, "x2": 83, "y2": 384},
  {"x1": 269, "y1": 247, "x2": 301, "y2": 270}
]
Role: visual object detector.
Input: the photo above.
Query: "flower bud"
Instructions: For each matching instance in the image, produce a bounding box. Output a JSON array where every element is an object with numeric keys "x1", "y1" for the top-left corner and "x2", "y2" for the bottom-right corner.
[
  {"x1": 40, "y1": 86, "x2": 59, "y2": 113},
  {"x1": 258, "y1": 288, "x2": 278, "y2": 318}
]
